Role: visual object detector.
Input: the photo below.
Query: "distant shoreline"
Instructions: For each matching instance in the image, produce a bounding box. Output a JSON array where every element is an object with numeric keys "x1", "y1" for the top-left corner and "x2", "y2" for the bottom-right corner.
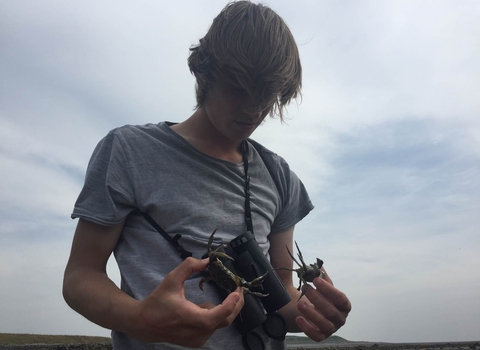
[
  {"x1": 1, "y1": 341, "x2": 479, "y2": 350},
  {"x1": 286, "y1": 341, "x2": 480, "y2": 350},
  {"x1": 0, "y1": 333, "x2": 478, "y2": 350}
]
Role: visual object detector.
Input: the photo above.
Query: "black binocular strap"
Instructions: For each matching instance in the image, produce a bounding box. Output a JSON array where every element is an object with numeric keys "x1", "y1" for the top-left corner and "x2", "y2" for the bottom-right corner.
[
  {"x1": 136, "y1": 209, "x2": 193, "y2": 259},
  {"x1": 242, "y1": 140, "x2": 254, "y2": 234}
]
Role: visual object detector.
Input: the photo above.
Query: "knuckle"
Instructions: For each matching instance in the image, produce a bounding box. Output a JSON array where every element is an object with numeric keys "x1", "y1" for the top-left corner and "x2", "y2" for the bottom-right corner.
[
  {"x1": 344, "y1": 299, "x2": 352, "y2": 312},
  {"x1": 337, "y1": 293, "x2": 351, "y2": 311},
  {"x1": 329, "y1": 310, "x2": 346, "y2": 328},
  {"x1": 334, "y1": 313, "x2": 346, "y2": 327},
  {"x1": 309, "y1": 331, "x2": 327, "y2": 343},
  {"x1": 323, "y1": 307, "x2": 338, "y2": 321},
  {"x1": 184, "y1": 256, "x2": 196, "y2": 265},
  {"x1": 325, "y1": 323, "x2": 337, "y2": 335}
]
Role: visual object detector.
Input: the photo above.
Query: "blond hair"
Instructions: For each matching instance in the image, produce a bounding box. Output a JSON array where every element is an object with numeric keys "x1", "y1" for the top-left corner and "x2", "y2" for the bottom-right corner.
[{"x1": 188, "y1": 1, "x2": 302, "y2": 120}]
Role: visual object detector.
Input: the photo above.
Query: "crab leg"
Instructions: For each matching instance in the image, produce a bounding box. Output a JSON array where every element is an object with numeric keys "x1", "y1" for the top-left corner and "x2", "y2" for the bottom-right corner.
[
  {"x1": 295, "y1": 241, "x2": 308, "y2": 271},
  {"x1": 199, "y1": 276, "x2": 212, "y2": 291},
  {"x1": 208, "y1": 229, "x2": 234, "y2": 261},
  {"x1": 286, "y1": 244, "x2": 302, "y2": 269},
  {"x1": 208, "y1": 228, "x2": 217, "y2": 244},
  {"x1": 246, "y1": 271, "x2": 268, "y2": 287},
  {"x1": 212, "y1": 248, "x2": 234, "y2": 261}
]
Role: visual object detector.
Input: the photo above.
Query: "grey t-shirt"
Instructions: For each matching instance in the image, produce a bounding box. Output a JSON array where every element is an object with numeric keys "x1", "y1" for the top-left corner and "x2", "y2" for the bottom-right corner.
[{"x1": 72, "y1": 122, "x2": 314, "y2": 350}]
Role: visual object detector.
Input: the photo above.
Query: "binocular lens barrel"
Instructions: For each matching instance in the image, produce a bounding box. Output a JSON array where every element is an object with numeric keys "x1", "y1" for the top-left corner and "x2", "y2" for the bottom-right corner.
[{"x1": 229, "y1": 231, "x2": 292, "y2": 313}]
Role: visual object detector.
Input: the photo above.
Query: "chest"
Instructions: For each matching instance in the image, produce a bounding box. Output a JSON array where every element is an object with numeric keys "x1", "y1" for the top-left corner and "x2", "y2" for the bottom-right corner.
[{"x1": 129, "y1": 150, "x2": 280, "y2": 246}]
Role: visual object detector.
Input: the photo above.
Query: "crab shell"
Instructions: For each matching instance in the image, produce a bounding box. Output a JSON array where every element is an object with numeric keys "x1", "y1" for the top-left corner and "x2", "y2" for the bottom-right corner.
[
  {"x1": 299, "y1": 259, "x2": 324, "y2": 283},
  {"x1": 207, "y1": 256, "x2": 246, "y2": 292}
]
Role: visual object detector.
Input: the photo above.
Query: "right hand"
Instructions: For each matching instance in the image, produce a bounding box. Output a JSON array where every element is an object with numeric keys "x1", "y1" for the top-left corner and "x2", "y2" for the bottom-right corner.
[{"x1": 131, "y1": 257, "x2": 244, "y2": 348}]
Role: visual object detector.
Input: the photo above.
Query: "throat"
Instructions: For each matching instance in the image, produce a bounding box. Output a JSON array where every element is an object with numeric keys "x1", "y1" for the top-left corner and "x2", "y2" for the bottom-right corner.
[
  {"x1": 170, "y1": 123, "x2": 244, "y2": 163},
  {"x1": 195, "y1": 142, "x2": 244, "y2": 163},
  {"x1": 216, "y1": 150, "x2": 243, "y2": 163}
]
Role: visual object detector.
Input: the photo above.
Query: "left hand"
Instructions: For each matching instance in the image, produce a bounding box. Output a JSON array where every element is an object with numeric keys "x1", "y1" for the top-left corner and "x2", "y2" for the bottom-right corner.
[{"x1": 295, "y1": 270, "x2": 351, "y2": 342}]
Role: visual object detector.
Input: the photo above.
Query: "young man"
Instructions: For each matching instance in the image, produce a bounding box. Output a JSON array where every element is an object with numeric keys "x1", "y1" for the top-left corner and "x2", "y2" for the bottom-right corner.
[{"x1": 63, "y1": 2, "x2": 351, "y2": 349}]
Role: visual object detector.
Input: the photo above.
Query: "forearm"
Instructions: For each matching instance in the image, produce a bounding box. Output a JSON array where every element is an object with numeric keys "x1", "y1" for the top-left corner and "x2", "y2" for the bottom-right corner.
[
  {"x1": 63, "y1": 219, "x2": 145, "y2": 337},
  {"x1": 63, "y1": 268, "x2": 140, "y2": 336},
  {"x1": 278, "y1": 285, "x2": 304, "y2": 332},
  {"x1": 63, "y1": 257, "x2": 245, "y2": 347}
]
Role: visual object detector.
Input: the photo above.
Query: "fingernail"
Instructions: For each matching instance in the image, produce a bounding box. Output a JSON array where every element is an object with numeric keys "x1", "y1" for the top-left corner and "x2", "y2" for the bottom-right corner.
[
  {"x1": 313, "y1": 277, "x2": 323, "y2": 288},
  {"x1": 233, "y1": 293, "x2": 240, "y2": 303}
]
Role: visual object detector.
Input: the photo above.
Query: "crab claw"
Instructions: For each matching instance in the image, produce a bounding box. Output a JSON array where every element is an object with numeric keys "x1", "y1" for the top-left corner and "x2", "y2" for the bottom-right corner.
[
  {"x1": 208, "y1": 228, "x2": 218, "y2": 247},
  {"x1": 316, "y1": 258, "x2": 324, "y2": 269},
  {"x1": 248, "y1": 271, "x2": 268, "y2": 287}
]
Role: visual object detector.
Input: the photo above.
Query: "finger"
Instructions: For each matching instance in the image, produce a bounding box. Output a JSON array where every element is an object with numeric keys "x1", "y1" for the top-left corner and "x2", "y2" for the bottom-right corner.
[
  {"x1": 224, "y1": 288, "x2": 245, "y2": 324},
  {"x1": 206, "y1": 290, "x2": 244, "y2": 329},
  {"x1": 164, "y1": 257, "x2": 208, "y2": 286},
  {"x1": 199, "y1": 301, "x2": 216, "y2": 309},
  {"x1": 295, "y1": 315, "x2": 328, "y2": 342},
  {"x1": 160, "y1": 293, "x2": 240, "y2": 333},
  {"x1": 312, "y1": 278, "x2": 351, "y2": 313},
  {"x1": 302, "y1": 281, "x2": 350, "y2": 332},
  {"x1": 320, "y1": 267, "x2": 334, "y2": 285},
  {"x1": 298, "y1": 298, "x2": 336, "y2": 335}
]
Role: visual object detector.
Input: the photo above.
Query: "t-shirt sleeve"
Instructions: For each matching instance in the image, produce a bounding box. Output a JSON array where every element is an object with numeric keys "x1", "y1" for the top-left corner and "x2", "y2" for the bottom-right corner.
[
  {"x1": 271, "y1": 170, "x2": 313, "y2": 233},
  {"x1": 266, "y1": 155, "x2": 314, "y2": 234},
  {"x1": 71, "y1": 130, "x2": 136, "y2": 225}
]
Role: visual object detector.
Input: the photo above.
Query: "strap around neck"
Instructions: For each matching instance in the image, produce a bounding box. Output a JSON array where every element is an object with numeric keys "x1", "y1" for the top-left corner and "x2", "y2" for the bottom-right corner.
[
  {"x1": 134, "y1": 209, "x2": 192, "y2": 259},
  {"x1": 242, "y1": 140, "x2": 254, "y2": 234}
]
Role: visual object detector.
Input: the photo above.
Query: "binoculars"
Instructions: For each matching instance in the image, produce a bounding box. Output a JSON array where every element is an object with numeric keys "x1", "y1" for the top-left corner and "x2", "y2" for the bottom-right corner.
[{"x1": 212, "y1": 230, "x2": 292, "y2": 338}]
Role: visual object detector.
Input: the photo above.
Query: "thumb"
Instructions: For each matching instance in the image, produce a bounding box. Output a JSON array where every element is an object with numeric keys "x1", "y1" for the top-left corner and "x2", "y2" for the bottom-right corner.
[{"x1": 320, "y1": 267, "x2": 333, "y2": 286}]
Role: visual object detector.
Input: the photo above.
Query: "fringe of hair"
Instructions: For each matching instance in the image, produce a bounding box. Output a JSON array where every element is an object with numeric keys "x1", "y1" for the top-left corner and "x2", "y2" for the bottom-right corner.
[{"x1": 188, "y1": 1, "x2": 302, "y2": 121}]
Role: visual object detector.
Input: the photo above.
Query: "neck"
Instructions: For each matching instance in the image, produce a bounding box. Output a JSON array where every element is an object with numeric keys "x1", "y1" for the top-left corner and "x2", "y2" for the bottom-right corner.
[{"x1": 170, "y1": 109, "x2": 244, "y2": 163}]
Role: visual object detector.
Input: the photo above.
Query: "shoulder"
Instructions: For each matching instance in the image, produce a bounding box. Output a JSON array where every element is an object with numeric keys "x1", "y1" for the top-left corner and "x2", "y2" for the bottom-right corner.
[
  {"x1": 247, "y1": 138, "x2": 291, "y2": 175},
  {"x1": 248, "y1": 139, "x2": 314, "y2": 232},
  {"x1": 102, "y1": 122, "x2": 177, "y2": 149},
  {"x1": 108, "y1": 122, "x2": 167, "y2": 140},
  {"x1": 88, "y1": 122, "x2": 176, "y2": 166},
  {"x1": 247, "y1": 138, "x2": 292, "y2": 201}
]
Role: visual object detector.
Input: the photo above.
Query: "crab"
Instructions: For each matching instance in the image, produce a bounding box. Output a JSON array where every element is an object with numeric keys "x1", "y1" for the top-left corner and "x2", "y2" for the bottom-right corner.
[
  {"x1": 199, "y1": 229, "x2": 269, "y2": 297},
  {"x1": 278, "y1": 241, "x2": 325, "y2": 301}
]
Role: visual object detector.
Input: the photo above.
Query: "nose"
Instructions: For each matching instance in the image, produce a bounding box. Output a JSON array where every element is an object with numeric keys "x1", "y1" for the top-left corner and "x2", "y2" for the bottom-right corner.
[{"x1": 242, "y1": 106, "x2": 264, "y2": 119}]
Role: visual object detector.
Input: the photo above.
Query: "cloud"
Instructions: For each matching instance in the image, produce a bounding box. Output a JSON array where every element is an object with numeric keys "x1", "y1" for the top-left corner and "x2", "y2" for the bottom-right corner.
[
  {"x1": 0, "y1": 237, "x2": 119, "y2": 336},
  {"x1": 0, "y1": 0, "x2": 479, "y2": 344},
  {"x1": 290, "y1": 117, "x2": 480, "y2": 342}
]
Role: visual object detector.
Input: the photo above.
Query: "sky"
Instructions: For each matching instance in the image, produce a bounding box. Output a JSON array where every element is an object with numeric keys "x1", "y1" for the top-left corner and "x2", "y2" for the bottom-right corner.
[{"x1": 1, "y1": 0, "x2": 479, "y2": 344}]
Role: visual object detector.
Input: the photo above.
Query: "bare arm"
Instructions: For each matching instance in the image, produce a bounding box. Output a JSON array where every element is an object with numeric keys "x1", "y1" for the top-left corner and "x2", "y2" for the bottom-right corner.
[
  {"x1": 269, "y1": 227, "x2": 351, "y2": 341},
  {"x1": 63, "y1": 219, "x2": 244, "y2": 348},
  {"x1": 63, "y1": 219, "x2": 132, "y2": 330}
]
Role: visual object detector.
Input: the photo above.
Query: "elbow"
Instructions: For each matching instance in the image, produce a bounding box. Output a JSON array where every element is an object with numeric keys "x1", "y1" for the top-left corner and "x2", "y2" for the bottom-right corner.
[
  {"x1": 62, "y1": 267, "x2": 78, "y2": 310},
  {"x1": 62, "y1": 271, "x2": 73, "y2": 307}
]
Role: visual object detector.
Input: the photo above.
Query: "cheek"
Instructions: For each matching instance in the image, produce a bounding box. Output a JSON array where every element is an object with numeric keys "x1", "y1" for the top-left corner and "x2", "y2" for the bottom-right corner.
[{"x1": 258, "y1": 109, "x2": 271, "y2": 121}]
